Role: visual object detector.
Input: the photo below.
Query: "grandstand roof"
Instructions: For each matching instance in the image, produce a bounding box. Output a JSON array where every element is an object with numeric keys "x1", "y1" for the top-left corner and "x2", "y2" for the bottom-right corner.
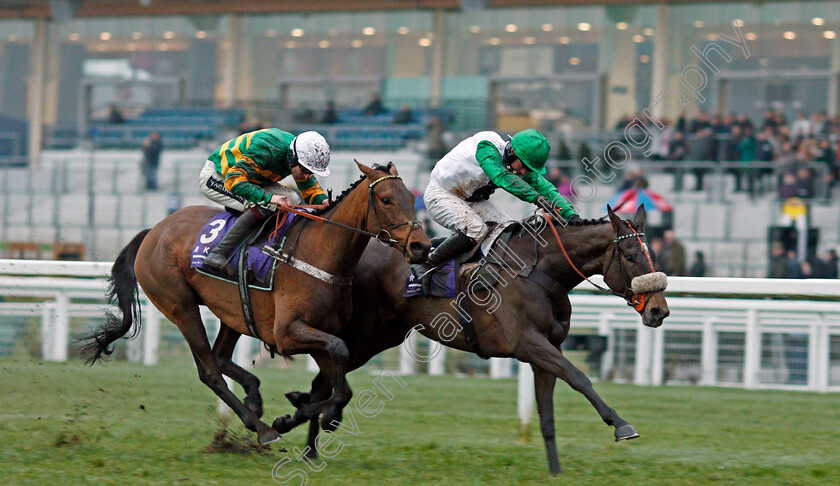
[{"x1": 0, "y1": 0, "x2": 778, "y2": 20}]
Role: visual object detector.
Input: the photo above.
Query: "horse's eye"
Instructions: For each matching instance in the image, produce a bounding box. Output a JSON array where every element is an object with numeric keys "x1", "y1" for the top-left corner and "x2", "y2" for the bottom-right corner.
[
  {"x1": 382, "y1": 197, "x2": 392, "y2": 205},
  {"x1": 625, "y1": 254, "x2": 634, "y2": 262}
]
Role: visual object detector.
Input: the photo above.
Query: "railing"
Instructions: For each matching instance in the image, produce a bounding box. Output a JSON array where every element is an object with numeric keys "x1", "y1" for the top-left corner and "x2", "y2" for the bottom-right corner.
[
  {"x1": 5, "y1": 258, "x2": 839, "y2": 441},
  {"x1": 2, "y1": 259, "x2": 839, "y2": 389}
]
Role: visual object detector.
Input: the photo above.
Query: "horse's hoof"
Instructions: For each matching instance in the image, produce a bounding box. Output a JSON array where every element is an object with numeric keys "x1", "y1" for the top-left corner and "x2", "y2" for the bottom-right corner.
[
  {"x1": 258, "y1": 427, "x2": 282, "y2": 445},
  {"x1": 305, "y1": 448, "x2": 318, "y2": 460},
  {"x1": 272, "y1": 414, "x2": 295, "y2": 434},
  {"x1": 614, "y1": 424, "x2": 640, "y2": 441},
  {"x1": 285, "y1": 391, "x2": 311, "y2": 409}
]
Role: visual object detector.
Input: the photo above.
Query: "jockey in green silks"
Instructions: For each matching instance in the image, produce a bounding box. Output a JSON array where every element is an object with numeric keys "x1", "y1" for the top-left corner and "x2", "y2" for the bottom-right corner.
[{"x1": 412, "y1": 128, "x2": 579, "y2": 278}]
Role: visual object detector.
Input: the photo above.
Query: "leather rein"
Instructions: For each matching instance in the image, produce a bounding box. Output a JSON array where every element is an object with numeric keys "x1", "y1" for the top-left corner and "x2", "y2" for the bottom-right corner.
[
  {"x1": 541, "y1": 210, "x2": 657, "y2": 312},
  {"x1": 276, "y1": 175, "x2": 421, "y2": 247},
  {"x1": 268, "y1": 174, "x2": 422, "y2": 265}
]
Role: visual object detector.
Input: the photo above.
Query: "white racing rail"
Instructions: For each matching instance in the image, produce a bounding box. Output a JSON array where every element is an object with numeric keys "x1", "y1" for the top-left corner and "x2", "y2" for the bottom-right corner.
[{"x1": 2, "y1": 259, "x2": 840, "y2": 434}]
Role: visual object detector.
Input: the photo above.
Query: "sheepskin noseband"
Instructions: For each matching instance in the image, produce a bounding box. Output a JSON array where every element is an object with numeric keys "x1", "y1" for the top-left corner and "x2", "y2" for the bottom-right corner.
[{"x1": 631, "y1": 272, "x2": 668, "y2": 294}]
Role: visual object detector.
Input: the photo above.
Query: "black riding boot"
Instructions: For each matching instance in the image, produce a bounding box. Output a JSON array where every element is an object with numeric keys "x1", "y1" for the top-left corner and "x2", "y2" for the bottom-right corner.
[
  {"x1": 410, "y1": 232, "x2": 476, "y2": 287},
  {"x1": 203, "y1": 207, "x2": 269, "y2": 275}
]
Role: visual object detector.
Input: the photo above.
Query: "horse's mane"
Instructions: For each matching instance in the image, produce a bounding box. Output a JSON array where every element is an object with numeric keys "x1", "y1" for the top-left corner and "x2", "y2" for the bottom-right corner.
[
  {"x1": 521, "y1": 214, "x2": 608, "y2": 233},
  {"x1": 509, "y1": 214, "x2": 608, "y2": 244},
  {"x1": 309, "y1": 164, "x2": 391, "y2": 217},
  {"x1": 557, "y1": 216, "x2": 609, "y2": 227}
]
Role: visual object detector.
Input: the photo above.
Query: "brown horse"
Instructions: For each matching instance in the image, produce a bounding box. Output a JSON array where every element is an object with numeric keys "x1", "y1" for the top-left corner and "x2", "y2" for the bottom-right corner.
[
  {"x1": 81, "y1": 161, "x2": 431, "y2": 446},
  {"x1": 212, "y1": 205, "x2": 669, "y2": 473}
]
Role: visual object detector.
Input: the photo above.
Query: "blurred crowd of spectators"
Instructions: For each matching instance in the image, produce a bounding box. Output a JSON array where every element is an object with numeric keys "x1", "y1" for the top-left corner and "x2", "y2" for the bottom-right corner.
[
  {"x1": 616, "y1": 109, "x2": 840, "y2": 199},
  {"x1": 769, "y1": 243, "x2": 838, "y2": 279}
]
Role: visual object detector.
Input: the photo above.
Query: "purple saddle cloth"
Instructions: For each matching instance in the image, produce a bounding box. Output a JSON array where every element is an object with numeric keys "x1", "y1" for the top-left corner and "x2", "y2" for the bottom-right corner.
[
  {"x1": 404, "y1": 250, "x2": 485, "y2": 299},
  {"x1": 190, "y1": 211, "x2": 297, "y2": 289}
]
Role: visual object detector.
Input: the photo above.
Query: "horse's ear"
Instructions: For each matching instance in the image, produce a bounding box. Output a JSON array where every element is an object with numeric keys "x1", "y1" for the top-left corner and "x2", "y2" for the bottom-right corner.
[
  {"x1": 606, "y1": 204, "x2": 623, "y2": 234},
  {"x1": 355, "y1": 159, "x2": 374, "y2": 178},
  {"x1": 633, "y1": 204, "x2": 646, "y2": 231},
  {"x1": 387, "y1": 161, "x2": 399, "y2": 176}
]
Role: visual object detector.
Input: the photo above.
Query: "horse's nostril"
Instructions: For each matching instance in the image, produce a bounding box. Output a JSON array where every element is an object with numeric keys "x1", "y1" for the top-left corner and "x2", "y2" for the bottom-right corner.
[
  {"x1": 409, "y1": 242, "x2": 429, "y2": 256},
  {"x1": 650, "y1": 307, "x2": 668, "y2": 319}
]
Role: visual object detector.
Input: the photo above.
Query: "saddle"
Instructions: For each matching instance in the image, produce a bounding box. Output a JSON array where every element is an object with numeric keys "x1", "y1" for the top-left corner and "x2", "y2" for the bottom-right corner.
[
  {"x1": 192, "y1": 211, "x2": 296, "y2": 290},
  {"x1": 407, "y1": 222, "x2": 529, "y2": 297}
]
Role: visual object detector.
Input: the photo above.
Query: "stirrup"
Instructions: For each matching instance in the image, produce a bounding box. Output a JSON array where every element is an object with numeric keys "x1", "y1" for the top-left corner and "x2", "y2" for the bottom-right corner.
[
  {"x1": 410, "y1": 263, "x2": 443, "y2": 295},
  {"x1": 411, "y1": 262, "x2": 443, "y2": 281}
]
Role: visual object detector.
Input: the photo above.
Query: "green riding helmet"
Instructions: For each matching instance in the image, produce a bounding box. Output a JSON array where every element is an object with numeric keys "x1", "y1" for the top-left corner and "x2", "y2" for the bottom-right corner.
[{"x1": 511, "y1": 128, "x2": 550, "y2": 175}]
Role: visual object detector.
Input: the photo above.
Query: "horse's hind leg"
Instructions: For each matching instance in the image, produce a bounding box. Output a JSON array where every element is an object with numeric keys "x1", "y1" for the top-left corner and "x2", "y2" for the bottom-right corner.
[
  {"x1": 212, "y1": 324, "x2": 264, "y2": 418},
  {"x1": 516, "y1": 330, "x2": 637, "y2": 442},
  {"x1": 161, "y1": 297, "x2": 280, "y2": 445}
]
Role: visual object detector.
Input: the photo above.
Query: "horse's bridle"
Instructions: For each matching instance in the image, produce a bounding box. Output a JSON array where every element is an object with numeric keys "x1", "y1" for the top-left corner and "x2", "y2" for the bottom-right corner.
[
  {"x1": 603, "y1": 221, "x2": 657, "y2": 312},
  {"x1": 542, "y1": 210, "x2": 659, "y2": 312},
  {"x1": 278, "y1": 173, "x2": 422, "y2": 254},
  {"x1": 364, "y1": 174, "x2": 424, "y2": 253}
]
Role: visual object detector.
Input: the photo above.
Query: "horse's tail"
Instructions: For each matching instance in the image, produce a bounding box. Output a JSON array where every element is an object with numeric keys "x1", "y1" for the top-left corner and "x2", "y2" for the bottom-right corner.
[{"x1": 80, "y1": 229, "x2": 151, "y2": 365}]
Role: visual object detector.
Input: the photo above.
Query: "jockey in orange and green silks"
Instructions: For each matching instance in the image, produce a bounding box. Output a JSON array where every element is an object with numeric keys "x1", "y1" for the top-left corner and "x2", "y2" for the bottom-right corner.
[
  {"x1": 411, "y1": 128, "x2": 579, "y2": 280},
  {"x1": 198, "y1": 128, "x2": 331, "y2": 275},
  {"x1": 205, "y1": 128, "x2": 329, "y2": 208}
]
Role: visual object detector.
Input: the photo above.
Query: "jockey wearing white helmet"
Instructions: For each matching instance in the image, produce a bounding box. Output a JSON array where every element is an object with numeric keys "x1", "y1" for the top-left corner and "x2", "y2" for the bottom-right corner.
[{"x1": 199, "y1": 128, "x2": 331, "y2": 274}]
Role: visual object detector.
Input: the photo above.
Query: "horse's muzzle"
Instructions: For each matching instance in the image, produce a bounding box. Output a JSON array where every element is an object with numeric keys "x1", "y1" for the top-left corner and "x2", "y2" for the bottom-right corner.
[
  {"x1": 640, "y1": 291, "x2": 669, "y2": 328},
  {"x1": 646, "y1": 305, "x2": 669, "y2": 327},
  {"x1": 407, "y1": 241, "x2": 431, "y2": 263}
]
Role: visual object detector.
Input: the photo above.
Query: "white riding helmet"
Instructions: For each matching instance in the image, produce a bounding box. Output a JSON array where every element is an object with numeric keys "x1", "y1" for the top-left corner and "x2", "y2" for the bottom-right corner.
[{"x1": 292, "y1": 131, "x2": 331, "y2": 177}]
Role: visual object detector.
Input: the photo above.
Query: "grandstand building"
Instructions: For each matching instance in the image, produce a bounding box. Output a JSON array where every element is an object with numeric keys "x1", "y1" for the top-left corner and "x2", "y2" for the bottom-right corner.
[{"x1": 0, "y1": 0, "x2": 839, "y2": 277}]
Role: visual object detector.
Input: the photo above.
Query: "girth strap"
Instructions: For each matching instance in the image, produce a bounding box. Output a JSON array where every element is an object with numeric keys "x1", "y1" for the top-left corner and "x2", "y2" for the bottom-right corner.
[
  {"x1": 236, "y1": 239, "x2": 261, "y2": 340},
  {"x1": 454, "y1": 258, "x2": 490, "y2": 360},
  {"x1": 236, "y1": 228, "x2": 280, "y2": 358},
  {"x1": 527, "y1": 268, "x2": 560, "y2": 295}
]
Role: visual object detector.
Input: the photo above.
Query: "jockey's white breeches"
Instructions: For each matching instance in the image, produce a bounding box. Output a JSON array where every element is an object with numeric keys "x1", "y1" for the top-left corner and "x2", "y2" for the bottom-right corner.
[
  {"x1": 424, "y1": 180, "x2": 511, "y2": 240},
  {"x1": 199, "y1": 160, "x2": 301, "y2": 212}
]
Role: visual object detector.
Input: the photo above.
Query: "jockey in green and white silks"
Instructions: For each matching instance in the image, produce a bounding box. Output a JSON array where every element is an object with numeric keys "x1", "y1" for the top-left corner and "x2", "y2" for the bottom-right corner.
[
  {"x1": 198, "y1": 128, "x2": 331, "y2": 274},
  {"x1": 413, "y1": 128, "x2": 578, "y2": 276}
]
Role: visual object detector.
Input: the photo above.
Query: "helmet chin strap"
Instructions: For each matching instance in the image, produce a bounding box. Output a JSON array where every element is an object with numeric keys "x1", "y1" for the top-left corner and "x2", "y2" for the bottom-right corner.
[{"x1": 502, "y1": 140, "x2": 514, "y2": 165}]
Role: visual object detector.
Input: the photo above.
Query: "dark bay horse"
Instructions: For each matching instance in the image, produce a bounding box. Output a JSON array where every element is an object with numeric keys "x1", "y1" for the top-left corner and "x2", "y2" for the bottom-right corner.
[
  {"x1": 82, "y1": 161, "x2": 431, "y2": 446},
  {"x1": 231, "y1": 205, "x2": 669, "y2": 474}
]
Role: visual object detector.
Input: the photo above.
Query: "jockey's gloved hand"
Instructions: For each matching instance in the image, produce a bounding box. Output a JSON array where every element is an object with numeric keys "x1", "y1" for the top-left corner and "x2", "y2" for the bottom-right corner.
[{"x1": 535, "y1": 195, "x2": 557, "y2": 215}]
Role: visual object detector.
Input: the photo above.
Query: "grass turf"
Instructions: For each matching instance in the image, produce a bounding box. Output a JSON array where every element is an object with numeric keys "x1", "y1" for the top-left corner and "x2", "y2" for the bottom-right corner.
[{"x1": 1, "y1": 358, "x2": 839, "y2": 485}]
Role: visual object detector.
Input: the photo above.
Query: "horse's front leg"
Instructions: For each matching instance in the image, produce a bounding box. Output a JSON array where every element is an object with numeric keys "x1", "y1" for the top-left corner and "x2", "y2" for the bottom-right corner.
[
  {"x1": 532, "y1": 364, "x2": 562, "y2": 475},
  {"x1": 275, "y1": 320, "x2": 353, "y2": 432},
  {"x1": 212, "y1": 324, "x2": 264, "y2": 418},
  {"x1": 515, "y1": 329, "x2": 638, "y2": 441}
]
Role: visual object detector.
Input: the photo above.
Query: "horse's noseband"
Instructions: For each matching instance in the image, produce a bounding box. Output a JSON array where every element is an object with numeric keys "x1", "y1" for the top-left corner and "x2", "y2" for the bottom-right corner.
[
  {"x1": 610, "y1": 229, "x2": 666, "y2": 312},
  {"x1": 631, "y1": 272, "x2": 668, "y2": 294},
  {"x1": 627, "y1": 272, "x2": 668, "y2": 311}
]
